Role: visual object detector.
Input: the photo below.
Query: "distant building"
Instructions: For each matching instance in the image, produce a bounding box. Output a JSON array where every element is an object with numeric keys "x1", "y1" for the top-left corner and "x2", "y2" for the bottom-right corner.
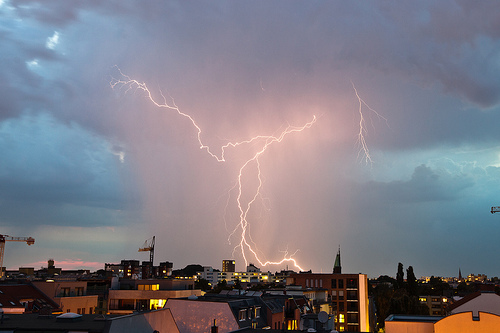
[
  {"x1": 247, "y1": 263, "x2": 260, "y2": 273},
  {"x1": 104, "y1": 259, "x2": 172, "y2": 279},
  {"x1": 467, "y1": 273, "x2": 488, "y2": 283},
  {"x1": 418, "y1": 295, "x2": 450, "y2": 316},
  {"x1": 223, "y1": 260, "x2": 236, "y2": 273},
  {"x1": 333, "y1": 247, "x2": 341, "y2": 274}
]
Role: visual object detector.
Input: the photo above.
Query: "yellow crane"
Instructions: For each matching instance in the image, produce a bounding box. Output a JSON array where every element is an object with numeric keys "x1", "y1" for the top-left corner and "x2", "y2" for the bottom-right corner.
[
  {"x1": 492, "y1": 207, "x2": 500, "y2": 214},
  {"x1": 138, "y1": 236, "x2": 155, "y2": 265},
  {"x1": 0, "y1": 234, "x2": 35, "y2": 278}
]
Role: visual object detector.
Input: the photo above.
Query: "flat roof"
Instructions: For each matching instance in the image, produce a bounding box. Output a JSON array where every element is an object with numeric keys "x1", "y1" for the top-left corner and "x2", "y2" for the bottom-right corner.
[{"x1": 386, "y1": 314, "x2": 443, "y2": 323}]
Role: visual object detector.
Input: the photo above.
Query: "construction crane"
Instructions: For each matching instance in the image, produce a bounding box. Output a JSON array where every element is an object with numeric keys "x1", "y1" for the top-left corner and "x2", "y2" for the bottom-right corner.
[
  {"x1": 0, "y1": 234, "x2": 35, "y2": 278},
  {"x1": 492, "y1": 207, "x2": 500, "y2": 214},
  {"x1": 138, "y1": 236, "x2": 155, "y2": 265}
]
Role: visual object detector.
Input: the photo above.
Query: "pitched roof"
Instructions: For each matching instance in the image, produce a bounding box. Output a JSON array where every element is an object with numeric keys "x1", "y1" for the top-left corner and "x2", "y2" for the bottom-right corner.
[
  {"x1": 0, "y1": 284, "x2": 60, "y2": 312},
  {"x1": 447, "y1": 291, "x2": 481, "y2": 312}
]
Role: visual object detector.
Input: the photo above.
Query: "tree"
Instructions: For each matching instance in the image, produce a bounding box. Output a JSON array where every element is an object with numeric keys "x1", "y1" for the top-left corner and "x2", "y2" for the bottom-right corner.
[
  {"x1": 396, "y1": 263, "x2": 404, "y2": 289},
  {"x1": 195, "y1": 278, "x2": 211, "y2": 291},
  {"x1": 234, "y1": 278, "x2": 242, "y2": 290},
  {"x1": 406, "y1": 266, "x2": 417, "y2": 296}
]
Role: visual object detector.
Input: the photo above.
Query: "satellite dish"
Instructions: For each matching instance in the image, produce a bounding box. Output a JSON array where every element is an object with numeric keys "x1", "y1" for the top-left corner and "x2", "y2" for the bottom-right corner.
[{"x1": 318, "y1": 311, "x2": 329, "y2": 323}]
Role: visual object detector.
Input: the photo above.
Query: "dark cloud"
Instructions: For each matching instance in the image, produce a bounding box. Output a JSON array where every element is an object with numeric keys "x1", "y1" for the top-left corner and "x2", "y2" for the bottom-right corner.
[{"x1": 360, "y1": 164, "x2": 475, "y2": 203}]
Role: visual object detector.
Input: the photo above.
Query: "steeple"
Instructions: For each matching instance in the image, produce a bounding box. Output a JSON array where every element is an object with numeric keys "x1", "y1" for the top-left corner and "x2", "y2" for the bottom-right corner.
[
  {"x1": 333, "y1": 246, "x2": 341, "y2": 274},
  {"x1": 458, "y1": 268, "x2": 462, "y2": 281}
]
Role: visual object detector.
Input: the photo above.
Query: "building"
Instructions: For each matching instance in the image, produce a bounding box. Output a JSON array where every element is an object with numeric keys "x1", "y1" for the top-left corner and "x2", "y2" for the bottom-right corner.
[
  {"x1": 418, "y1": 295, "x2": 450, "y2": 316},
  {"x1": 287, "y1": 273, "x2": 370, "y2": 332},
  {"x1": 0, "y1": 309, "x2": 180, "y2": 333},
  {"x1": 447, "y1": 291, "x2": 500, "y2": 316},
  {"x1": 32, "y1": 279, "x2": 99, "y2": 315},
  {"x1": 165, "y1": 291, "x2": 308, "y2": 332},
  {"x1": 0, "y1": 284, "x2": 60, "y2": 314},
  {"x1": 107, "y1": 278, "x2": 202, "y2": 314},
  {"x1": 197, "y1": 266, "x2": 272, "y2": 286},
  {"x1": 247, "y1": 264, "x2": 260, "y2": 273},
  {"x1": 223, "y1": 260, "x2": 236, "y2": 273},
  {"x1": 385, "y1": 312, "x2": 500, "y2": 333}
]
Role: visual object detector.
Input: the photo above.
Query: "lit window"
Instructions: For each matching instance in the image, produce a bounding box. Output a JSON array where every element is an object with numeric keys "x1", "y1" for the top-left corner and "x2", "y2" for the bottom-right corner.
[
  {"x1": 339, "y1": 314, "x2": 345, "y2": 323},
  {"x1": 419, "y1": 297, "x2": 427, "y2": 302},
  {"x1": 149, "y1": 299, "x2": 166, "y2": 310}
]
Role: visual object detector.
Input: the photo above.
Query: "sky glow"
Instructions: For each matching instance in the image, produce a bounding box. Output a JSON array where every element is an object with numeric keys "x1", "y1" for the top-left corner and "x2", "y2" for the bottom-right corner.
[{"x1": 1, "y1": 1, "x2": 500, "y2": 278}]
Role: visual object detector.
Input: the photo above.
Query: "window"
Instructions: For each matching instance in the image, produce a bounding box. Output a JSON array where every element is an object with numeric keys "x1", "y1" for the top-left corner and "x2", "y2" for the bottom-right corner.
[
  {"x1": 255, "y1": 307, "x2": 261, "y2": 318},
  {"x1": 346, "y1": 278, "x2": 357, "y2": 289},
  {"x1": 89, "y1": 307, "x2": 93, "y2": 314},
  {"x1": 339, "y1": 313, "x2": 345, "y2": 323},
  {"x1": 61, "y1": 287, "x2": 70, "y2": 297},
  {"x1": 138, "y1": 284, "x2": 159, "y2": 291},
  {"x1": 338, "y1": 290, "x2": 344, "y2": 300},
  {"x1": 338, "y1": 279, "x2": 344, "y2": 289},
  {"x1": 239, "y1": 309, "x2": 246, "y2": 321},
  {"x1": 320, "y1": 279, "x2": 323, "y2": 288},
  {"x1": 347, "y1": 302, "x2": 358, "y2": 312},
  {"x1": 331, "y1": 279, "x2": 337, "y2": 288},
  {"x1": 81, "y1": 308, "x2": 85, "y2": 314},
  {"x1": 76, "y1": 287, "x2": 84, "y2": 296},
  {"x1": 347, "y1": 290, "x2": 357, "y2": 300},
  {"x1": 339, "y1": 302, "x2": 344, "y2": 311},
  {"x1": 347, "y1": 313, "x2": 359, "y2": 323},
  {"x1": 77, "y1": 308, "x2": 81, "y2": 314},
  {"x1": 331, "y1": 290, "x2": 337, "y2": 300}
]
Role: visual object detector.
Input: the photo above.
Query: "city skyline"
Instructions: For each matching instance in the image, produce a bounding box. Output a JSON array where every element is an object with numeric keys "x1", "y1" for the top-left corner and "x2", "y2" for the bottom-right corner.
[{"x1": 1, "y1": 1, "x2": 500, "y2": 278}]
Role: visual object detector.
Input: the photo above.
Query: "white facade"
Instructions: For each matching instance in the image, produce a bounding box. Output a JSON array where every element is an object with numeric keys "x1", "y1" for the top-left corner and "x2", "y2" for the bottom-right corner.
[{"x1": 197, "y1": 267, "x2": 272, "y2": 285}]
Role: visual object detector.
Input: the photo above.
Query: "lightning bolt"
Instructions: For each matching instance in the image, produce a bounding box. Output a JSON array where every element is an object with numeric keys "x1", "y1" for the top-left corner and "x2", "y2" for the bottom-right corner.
[
  {"x1": 110, "y1": 67, "x2": 314, "y2": 271},
  {"x1": 352, "y1": 81, "x2": 388, "y2": 165},
  {"x1": 111, "y1": 68, "x2": 384, "y2": 273}
]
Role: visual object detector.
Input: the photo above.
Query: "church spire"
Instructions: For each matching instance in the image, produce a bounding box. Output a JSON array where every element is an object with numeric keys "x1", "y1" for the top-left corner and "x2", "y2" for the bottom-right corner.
[{"x1": 333, "y1": 246, "x2": 341, "y2": 274}]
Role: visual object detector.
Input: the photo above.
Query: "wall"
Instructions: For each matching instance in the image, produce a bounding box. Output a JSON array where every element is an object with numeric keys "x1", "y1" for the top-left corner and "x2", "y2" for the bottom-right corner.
[
  {"x1": 385, "y1": 321, "x2": 434, "y2": 333},
  {"x1": 435, "y1": 312, "x2": 500, "y2": 333}
]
